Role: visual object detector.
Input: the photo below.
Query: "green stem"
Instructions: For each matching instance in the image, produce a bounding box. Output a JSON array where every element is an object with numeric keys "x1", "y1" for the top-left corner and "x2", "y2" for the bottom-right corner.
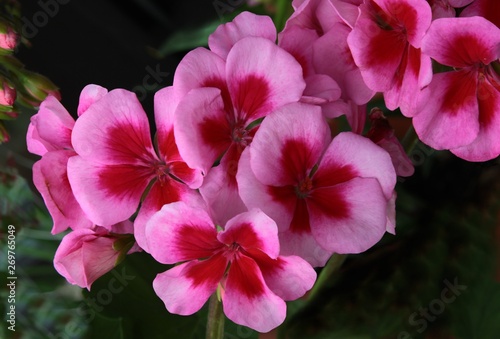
[
  {"x1": 401, "y1": 124, "x2": 419, "y2": 155},
  {"x1": 274, "y1": 0, "x2": 292, "y2": 32},
  {"x1": 206, "y1": 293, "x2": 225, "y2": 339},
  {"x1": 307, "y1": 253, "x2": 347, "y2": 302}
]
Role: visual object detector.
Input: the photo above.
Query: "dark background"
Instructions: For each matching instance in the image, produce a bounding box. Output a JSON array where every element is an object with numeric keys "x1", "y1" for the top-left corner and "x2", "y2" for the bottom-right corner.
[{"x1": 18, "y1": 0, "x2": 219, "y2": 114}]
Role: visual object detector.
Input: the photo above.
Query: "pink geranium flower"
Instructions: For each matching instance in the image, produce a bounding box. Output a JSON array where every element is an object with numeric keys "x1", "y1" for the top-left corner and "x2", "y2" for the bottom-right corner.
[
  {"x1": 460, "y1": 0, "x2": 499, "y2": 28},
  {"x1": 237, "y1": 103, "x2": 396, "y2": 266},
  {"x1": 415, "y1": 16, "x2": 500, "y2": 161},
  {"x1": 67, "y1": 87, "x2": 202, "y2": 251},
  {"x1": 173, "y1": 31, "x2": 305, "y2": 224},
  {"x1": 54, "y1": 220, "x2": 140, "y2": 290},
  {"x1": 146, "y1": 201, "x2": 316, "y2": 333},
  {"x1": 26, "y1": 85, "x2": 108, "y2": 234},
  {"x1": 347, "y1": 0, "x2": 433, "y2": 116}
]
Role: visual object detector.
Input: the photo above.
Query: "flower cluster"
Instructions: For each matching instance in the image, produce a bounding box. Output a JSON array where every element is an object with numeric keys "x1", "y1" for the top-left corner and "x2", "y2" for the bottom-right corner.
[{"x1": 27, "y1": 0, "x2": 500, "y2": 333}]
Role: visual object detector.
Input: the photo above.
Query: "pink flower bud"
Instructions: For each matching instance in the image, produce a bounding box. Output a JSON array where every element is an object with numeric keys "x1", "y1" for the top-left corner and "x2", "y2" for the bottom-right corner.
[
  {"x1": 0, "y1": 78, "x2": 16, "y2": 106},
  {"x1": 54, "y1": 224, "x2": 138, "y2": 290},
  {"x1": 0, "y1": 26, "x2": 18, "y2": 50}
]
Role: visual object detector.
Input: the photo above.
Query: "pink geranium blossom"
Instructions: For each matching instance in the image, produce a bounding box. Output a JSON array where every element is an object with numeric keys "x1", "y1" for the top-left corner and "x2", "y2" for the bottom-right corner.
[
  {"x1": 347, "y1": 0, "x2": 433, "y2": 116},
  {"x1": 54, "y1": 220, "x2": 140, "y2": 290},
  {"x1": 67, "y1": 87, "x2": 202, "y2": 251},
  {"x1": 146, "y1": 201, "x2": 316, "y2": 333},
  {"x1": 415, "y1": 16, "x2": 500, "y2": 161},
  {"x1": 173, "y1": 32, "x2": 305, "y2": 224},
  {"x1": 27, "y1": 85, "x2": 108, "y2": 234},
  {"x1": 237, "y1": 103, "x2": 396, "y2": 266}
]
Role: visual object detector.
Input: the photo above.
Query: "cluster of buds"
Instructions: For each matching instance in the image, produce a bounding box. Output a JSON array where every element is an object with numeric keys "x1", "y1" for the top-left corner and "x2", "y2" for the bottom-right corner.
[{"x1": 0, "y1": 0, "x2": 60, "y2": 143}]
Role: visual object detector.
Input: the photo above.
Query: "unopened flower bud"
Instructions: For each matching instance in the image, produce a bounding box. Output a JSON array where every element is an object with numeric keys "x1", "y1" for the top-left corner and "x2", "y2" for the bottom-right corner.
[
  {"x1": 18, "y1": 70, "x2": 60, "y2": 105},
  {"x1": 0, "y1": 77, "x2": 16, "y2": 106},
  {"x1": 0, "y1": 24, "x2": 18, "y2": 51}
]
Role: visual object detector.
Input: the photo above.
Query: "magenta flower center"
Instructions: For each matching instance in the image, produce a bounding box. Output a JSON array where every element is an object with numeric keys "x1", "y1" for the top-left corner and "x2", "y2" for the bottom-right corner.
[
  {"x1": 222, "y1": 242, "x2": 242, "y2": 262},
  {"x1": 232, "y1": 125, "x2": 252, "y2": 147},
  {"x1": 153, "y1": 161, "x2": 171, "y2": 185},
  {"x1": 296, "y1": 177, "x2": 313, "y2": 199}
]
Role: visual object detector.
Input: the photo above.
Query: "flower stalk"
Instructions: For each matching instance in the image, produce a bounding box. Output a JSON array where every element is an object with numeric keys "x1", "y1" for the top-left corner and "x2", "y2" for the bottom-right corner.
[{"x1": 206, "y1": 292, "x2": 225, "y2": 339}]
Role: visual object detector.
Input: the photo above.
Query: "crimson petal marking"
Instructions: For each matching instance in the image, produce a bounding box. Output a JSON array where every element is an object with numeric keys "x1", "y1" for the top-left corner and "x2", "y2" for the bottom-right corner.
[
  {"x1": 153, "y1": 255, "x2": 227, "y2": 316},
  {"x1": 71, "y1": 89, "x2": 157, "y2": 165},
  {"x1": 308, "y1": 178, "x2": 387, "y2": 254},
  {"x1": 237, "y1": 148, "x2": 295, "y2": 232},
  {"x1": 133, "y1": 178, "x2": 202, "y2": 252},
  {"x1": 146, "y1": 201, "x2": 221, "y2": 264},
  {"x1": 67, "y1": 156, "x2": 154, "y2": 227},
  {"x1": 250, "y1": 104, "x2": 329, "y2": 186},
  {"x1": 231, "y1": 74, "x2": 271, "y2": 122},
  {"x1": 226, "y1": 37, "x2": 306, "y2": 121},
  {"x1": 224, "y1": 254, "x2": 286, "y2": 332},
  {"x1": 174, "y1": 87, "x2": 232, "y2": 175},
  {"x1": 248, "y1": 250, "x2": 316, "y2": 300},
  {"x1": 219, "y1": 209, "x2": 279, "y2": 259},
  {"x1": 421, "y1": 17, "x2": 500, "y2": 68}
]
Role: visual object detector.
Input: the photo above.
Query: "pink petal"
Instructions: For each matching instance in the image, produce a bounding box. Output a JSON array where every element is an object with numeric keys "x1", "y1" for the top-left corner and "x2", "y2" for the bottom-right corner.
[
  {"x1": 313, "y1": 25, "x2": 375, "y2": 105},
  {"x1": 199, "y1": 160, "x2": 248, "y2": 226},
  {"x1": 331, "y1": 0, "x2": 361, "y2": 28},
  {"x1": 77, "y1": 84, "x2": 108, "y2": 116},
  {"x1": 451, "y1": 73, "x2": 500, "y2": 161},
  {"x1": 308, "y1": 177, "x2": 388, "y2": 253},
  {"x1": 249, "y1": 103, "x2": 330, "y2": 186},
  {"x1": 250, "y1": 251, "x2": 317, "y2": 300},
  {"x1": 371, "y1": 0, "x2": 431, "y2": 48},
  {"x1": 285, "y1": 0, "x2": 339, "y2": 35},
  {"x1": 153, "y1": 254, "x2": 227, "y2": 316},
  {"x1": 219, "y1": 209, "x2": 280, "y2": 259},
  {"x1": 237, "y1": 148, "x2": 295, "y2": 232},
  {"x1": 26, "y1": 123, "x2": 50, "y2": 156},
  {"x1": 154, "y1": 86, "x2": 203, "y2": 189},
  {"x1": 32, "y1": 150, "x2": 92, "y2": 234},
  {"x1": 383, "y1": 45, "x2": 432, "y2": 116},
  {"x1": 209, "y1": 11, "x2": 277, "y2": 60},
  {"x1": 278, "y1": 228, "x2": 332, "y2": 267},
  {"x1": 301, "y1": 74, "x2": 342, "y2": 118},
  {"x1": 460, "y1": 0, "x2": 500, "y2": 29},
  {"x1": 28, "y1": 95, "x2": 74, "y2": 155},
  {"x1": 54, "y1": 229, "x2": 118, "y2": 290},
  {"x1": 67, "y1": 156, "x2": 154, "y2": 227},
  {"x1": 54, "y1": 229, "x2": 96, "y2": 288},
  {"x1": 226, "y1": 37, "x2": 306, "y2": 122},
  {"x1": 71, "y1": 89, "x2": 157, "y2": 165},
  {"x1": 146, "y1": 201, "x2": 222, "y2": 264},
  {"x1": 315, "y1": 132, "x2": 396, "y2": 199},
  {"x1": 173, "y1": 47, "x2": 226, "y2": 98},
  {"x1": 278, "y1": 25, "x2": 319, "y2": 77},
  {"x1": 223, "y1": 254, "x2": 286, "y2": 333},
  {"x1": 174, "y1": 87, "x2": 231, "y2": 176},
  {"x1": 347, "y1": 0, "x2": 431, "y2": 93},
  {"x1": 81, "y1": 236, "x2": 121, "y2": 288},
  {"x1": 421, "y1": 17, "x2": 500, "y2": 68},
  {"x1": 413, "y1": 71, "x2": 480, "y2": 150},
  {"x1": 134, "y1": 178, "x2": 205, "y2": 253}
]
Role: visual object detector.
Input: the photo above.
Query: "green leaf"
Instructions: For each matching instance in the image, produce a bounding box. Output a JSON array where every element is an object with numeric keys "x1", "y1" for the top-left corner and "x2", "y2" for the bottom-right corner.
[{"x1": 154, "y1": 21, "x2": 221, "y2": 57}]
